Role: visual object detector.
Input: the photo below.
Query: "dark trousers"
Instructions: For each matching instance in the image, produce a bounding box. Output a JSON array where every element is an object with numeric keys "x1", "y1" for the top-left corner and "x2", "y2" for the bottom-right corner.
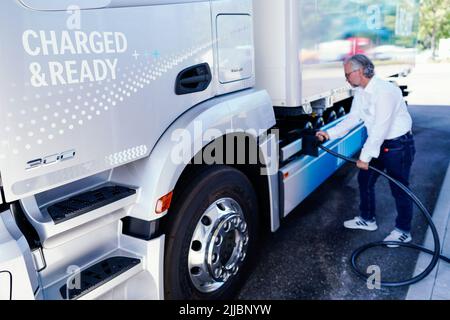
[{"x1": 358, "y1": 133, "x2": 416, "y2": 232}]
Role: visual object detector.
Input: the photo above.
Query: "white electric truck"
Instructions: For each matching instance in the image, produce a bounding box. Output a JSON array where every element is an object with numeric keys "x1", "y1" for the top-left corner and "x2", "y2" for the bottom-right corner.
[{"x1": 0, "y1": 0, "x2": 418, "y2": 300}]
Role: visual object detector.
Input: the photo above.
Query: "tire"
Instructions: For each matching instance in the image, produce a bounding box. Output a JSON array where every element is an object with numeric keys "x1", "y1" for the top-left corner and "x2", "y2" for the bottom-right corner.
[{"x1": 164, "y1": 165, "x2": 259, "y2": 300}]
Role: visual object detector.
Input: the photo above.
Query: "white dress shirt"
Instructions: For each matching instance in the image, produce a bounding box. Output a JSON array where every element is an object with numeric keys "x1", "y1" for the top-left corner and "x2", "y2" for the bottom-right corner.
[{"x1": 326, "y1": 76, "x2": 412, "y2": 163}]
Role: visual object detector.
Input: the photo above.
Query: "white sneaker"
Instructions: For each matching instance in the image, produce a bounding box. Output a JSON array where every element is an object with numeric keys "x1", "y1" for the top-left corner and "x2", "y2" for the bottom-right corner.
[
  {"x1": 383, "y1": 229, "x2": 412, "y2": 248},
  {"x1": 343, "y1": 216, "x2": 378, "y2": 231}
]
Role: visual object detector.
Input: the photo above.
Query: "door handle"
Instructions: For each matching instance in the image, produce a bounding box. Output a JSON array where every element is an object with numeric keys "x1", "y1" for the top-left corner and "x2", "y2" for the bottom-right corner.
[{"x1": 175, "y1": 63, "x2": 212, "y2": 95}]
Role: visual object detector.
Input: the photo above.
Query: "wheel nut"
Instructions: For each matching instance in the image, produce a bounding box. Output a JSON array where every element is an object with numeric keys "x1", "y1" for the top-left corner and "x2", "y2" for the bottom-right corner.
[
  {"x1": 240, "y1": 251, "x2": 246, "y2": 261},
  {"x1": 214, "y1": 268, "x2": 223, "y2": 278}
]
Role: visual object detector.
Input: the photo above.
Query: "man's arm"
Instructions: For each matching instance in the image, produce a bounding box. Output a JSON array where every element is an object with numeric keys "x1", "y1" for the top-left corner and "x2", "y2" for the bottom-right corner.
[{"x1": 316, "y1": 95, "x2": 361, "y2": 142}]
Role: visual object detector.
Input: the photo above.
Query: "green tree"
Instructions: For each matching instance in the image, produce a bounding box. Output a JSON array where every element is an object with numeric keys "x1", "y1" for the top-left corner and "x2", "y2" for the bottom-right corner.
[{"x1": 418, "y1": 0, "x2": 450, "y2": 57}]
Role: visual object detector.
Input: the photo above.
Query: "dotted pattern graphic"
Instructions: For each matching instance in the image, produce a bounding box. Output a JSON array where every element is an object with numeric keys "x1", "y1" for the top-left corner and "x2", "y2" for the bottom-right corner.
[
  {"x1": 0, "y1": 22, "x2": 251, "y2": 163},
  {"x1": 106, "y1": 145, "x2": 148, "y2": 166},
  {"x1": 0, "y1": 38, "x2": 215, "y2": 159}
]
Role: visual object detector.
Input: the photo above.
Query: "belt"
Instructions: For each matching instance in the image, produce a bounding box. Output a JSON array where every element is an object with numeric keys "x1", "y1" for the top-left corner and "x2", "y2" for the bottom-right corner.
[{"x1": 386, "y1": 131, "x2": 413, "y2": 142}]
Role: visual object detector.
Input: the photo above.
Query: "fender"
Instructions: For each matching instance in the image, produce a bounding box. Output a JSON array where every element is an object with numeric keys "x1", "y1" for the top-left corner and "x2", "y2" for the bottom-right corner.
[{"x1": 112, "y1": 89, "x2": 280, "y2": 228}]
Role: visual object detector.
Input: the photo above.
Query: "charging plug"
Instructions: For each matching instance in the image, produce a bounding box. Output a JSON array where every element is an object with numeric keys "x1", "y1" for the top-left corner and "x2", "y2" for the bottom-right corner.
[{"x1": 302, "y1": 129, "x2": 321, "y2": 157}]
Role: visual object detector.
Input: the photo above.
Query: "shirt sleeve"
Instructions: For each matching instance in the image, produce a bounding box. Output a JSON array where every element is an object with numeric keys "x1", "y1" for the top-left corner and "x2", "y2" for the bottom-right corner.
[
  {"x1": 326, "y1": 96, "x2": 361, "y2": 140},
  {"x1": 359, "y1": 90, "x2": 397, "y2": 163}
]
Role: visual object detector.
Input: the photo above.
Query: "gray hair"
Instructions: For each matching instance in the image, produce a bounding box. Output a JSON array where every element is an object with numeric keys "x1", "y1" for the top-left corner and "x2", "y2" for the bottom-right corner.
[{"x1": 344, "y1": 54, "x2": 375, "y2": 79}]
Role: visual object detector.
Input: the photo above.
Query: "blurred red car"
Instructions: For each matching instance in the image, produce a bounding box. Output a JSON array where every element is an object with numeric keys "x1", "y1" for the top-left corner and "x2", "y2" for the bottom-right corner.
[{"x1": 346, "y1": 37, "x2": 373, "y2": 58}]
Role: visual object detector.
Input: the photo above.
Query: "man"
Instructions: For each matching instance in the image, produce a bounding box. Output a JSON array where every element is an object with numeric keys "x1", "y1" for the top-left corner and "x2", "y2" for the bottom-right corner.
[{"x1": 316, "y1": 54, "x2": 416, "y2": 246}]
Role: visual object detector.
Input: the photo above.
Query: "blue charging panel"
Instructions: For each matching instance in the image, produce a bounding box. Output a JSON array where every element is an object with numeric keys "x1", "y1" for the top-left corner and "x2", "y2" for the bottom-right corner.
[{"x1": 281, "y1": 122, "x2": 367, "y2": 217}]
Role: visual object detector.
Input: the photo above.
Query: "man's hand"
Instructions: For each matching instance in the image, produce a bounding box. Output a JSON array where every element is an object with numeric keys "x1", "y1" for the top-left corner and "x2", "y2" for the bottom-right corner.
[
  {"x1": 315, "y1": 131, "x2": 330, "y2": 142},
  {"x1": 357, "y1": 160, "x2": 369, "y2": 171}
]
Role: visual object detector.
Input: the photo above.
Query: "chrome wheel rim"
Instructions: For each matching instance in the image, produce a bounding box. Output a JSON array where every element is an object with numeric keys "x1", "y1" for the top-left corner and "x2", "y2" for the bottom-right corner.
[{"x1": 188, "y1": 198, "x2": 249, "y2": 293}]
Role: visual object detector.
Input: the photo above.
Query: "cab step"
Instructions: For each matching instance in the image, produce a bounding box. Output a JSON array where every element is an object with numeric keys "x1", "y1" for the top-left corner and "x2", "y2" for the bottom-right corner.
[
  {"x1": 60, "y1": 256, "x2": 141, "y2": 300},
  {"x1": 20, "y1": 182, "x2": 139, "y2": 248},
  {"x1": 47, "y1": 186, "x2": 136, "y2": 224}
]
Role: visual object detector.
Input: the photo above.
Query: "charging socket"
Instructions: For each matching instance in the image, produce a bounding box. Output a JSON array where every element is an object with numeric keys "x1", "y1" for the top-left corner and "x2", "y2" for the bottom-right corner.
[{"x1": 302, "y1": 130, "x2": 320, "y2": 157}]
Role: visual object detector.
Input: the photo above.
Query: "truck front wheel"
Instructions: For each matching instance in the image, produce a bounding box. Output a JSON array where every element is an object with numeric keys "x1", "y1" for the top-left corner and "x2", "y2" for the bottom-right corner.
[{"x1": 164, "y1": 165, "x2": 259, "y2": 300}]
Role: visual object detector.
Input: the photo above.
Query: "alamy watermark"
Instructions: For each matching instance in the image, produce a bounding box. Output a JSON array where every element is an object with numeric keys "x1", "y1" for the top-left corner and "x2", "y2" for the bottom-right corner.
[
  {"x1": 170, "y1": 121, "x2": 279, "y2": 176},
  {"x1": 65, "y1": 265, "x2": 81, "y2": 299},
  {"x1": 367, "y1": 265, "x2": 381, "y2": 290}
]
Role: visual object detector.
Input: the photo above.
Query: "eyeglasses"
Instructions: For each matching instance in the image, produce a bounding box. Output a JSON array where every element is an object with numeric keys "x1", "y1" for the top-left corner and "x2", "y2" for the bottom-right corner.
[{"x1": 345, "y1": 69, "x2": 359, "y2": 79}]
